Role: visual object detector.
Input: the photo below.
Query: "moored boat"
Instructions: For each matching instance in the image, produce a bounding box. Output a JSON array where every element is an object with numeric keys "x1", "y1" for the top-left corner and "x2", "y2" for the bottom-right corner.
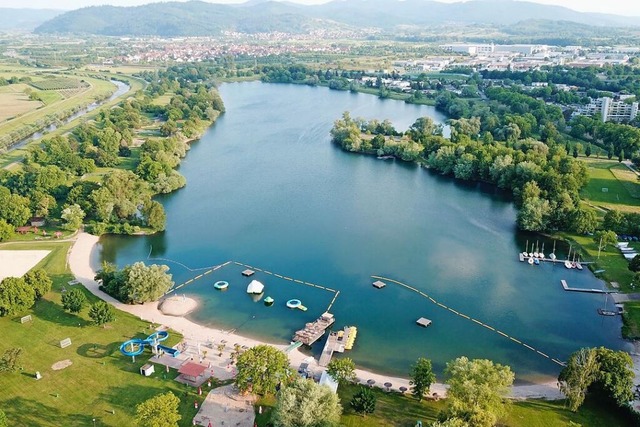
[
  {"x1": 564, "y1": 260, "x2": 573, "y2": 269},
  {"x1": 528, "y1": 257, "x2": 534, "y2": 265}
]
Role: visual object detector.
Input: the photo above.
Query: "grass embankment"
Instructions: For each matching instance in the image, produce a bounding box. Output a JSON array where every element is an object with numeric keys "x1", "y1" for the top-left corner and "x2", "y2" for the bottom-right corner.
[
  {"x1": 255, "y1": 384, "x2": 634, "y2": 426},
  {"x1": 0, "y1": 241, "x2": 211, "y2": 427}
]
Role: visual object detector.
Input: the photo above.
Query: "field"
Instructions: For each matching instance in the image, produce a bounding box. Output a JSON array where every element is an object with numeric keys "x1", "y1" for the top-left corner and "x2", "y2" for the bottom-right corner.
[
  {"x1": 30, "y1": 77, "x2": 86, "y2": 91},
  {"x1": 255, "y1": 383, "x2": 636, "y2": 426},
  {"x1": 0, "y1": 84, "x2": 43, "y2": 122},
  {"x1": 580, "y1": 159, "x2": 640, "y2": 213},
  {"x1": 0, "y1": 240, "x2": 212, "y2": 427}
]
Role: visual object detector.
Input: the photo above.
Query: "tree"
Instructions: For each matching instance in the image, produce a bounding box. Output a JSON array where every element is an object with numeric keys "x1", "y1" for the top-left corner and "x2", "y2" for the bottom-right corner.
[
  {"x1": 350, "y1": 386, "x2": 376, "y2": 417},
  {"x1": 135, "y1": 391, "x2": 181, "y2": 427},
  {"x1": 559, "y1": 347, "x2": 634, "y2": 412},
  {"x1": 126, "y1": 262, "x2": 173, "y2": 303},
  {"x1": 61, "y1": 204, "x2": 85, "y2": 231},
  {"x1": 629, "y1": 255, "x2": 640, "y2": 272},
  {"x1": 235, "y1": 344, "x2": 290, "y2": 395},
  {"x1": 558, "y1": 348, "x2": 599, "y2": 412},
  {"x1": 326, "y1": 357, "x2": 356, "y2": 387},
  {"x1": 592, "y1": 347, "x2": 634, "y2": 406},
  {"x1": 142, "y1": 200, "x2": 166, "y2": 231},
  {"x1": 23, "y1": 269, "x2": 52, "y2": 300},
  {"x1": 0, "y1": 277, "x2": 35, "y2": 316},
  {"x1": 61, "y1": 288, "x2": 86, "y2": 313},
  {"x1": 573, "y1": 208, "x2": 598, "y2": 234},
  {"x1": 585, "y1": 143, "x2": 592, "y2": 157},
  {"x1": 272, "y1": 378, "x2": 342, "y2": 427},
  {"x1": 0, "y1": 219, "x2": 13, "y2": 242},
  {"x1": 619, "y1": 149, "x2": 625, "y2": 163},
  {"x1": 0, "y1": 408, "x2": 7, "y2": 427},
  {"x1": 442, "y1": 357, "x2": 514, "y2": 427},
  {"x1": 0, "y1": 347, "x2": 23, "y2": 372},
  {"x1": 593, "y1": 230, "x2": 618, "y2": 252},
  {"x1": 89, "y1": 301, "x2": 115, "y2": 326},
  {"x1": 409, "y1": 357, "x2": 436, "y2": 401}
]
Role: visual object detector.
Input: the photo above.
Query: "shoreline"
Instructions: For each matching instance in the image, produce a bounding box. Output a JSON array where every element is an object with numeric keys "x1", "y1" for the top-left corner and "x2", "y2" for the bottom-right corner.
[{"x1": 67, "y1": 231, "x2": 575, "y2": 400}]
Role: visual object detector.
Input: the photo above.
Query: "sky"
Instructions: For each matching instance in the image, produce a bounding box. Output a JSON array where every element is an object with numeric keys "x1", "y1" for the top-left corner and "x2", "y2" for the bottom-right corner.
[{"x1": 8, "y1": 0, "x2": 640, "y2": 16}]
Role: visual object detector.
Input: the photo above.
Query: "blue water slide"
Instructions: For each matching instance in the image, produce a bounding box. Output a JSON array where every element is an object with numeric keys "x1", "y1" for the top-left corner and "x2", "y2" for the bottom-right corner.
[
  {"x1": 119, "y1": 339, "x2": 147, "y2": 357},
  {"x1": 119, "y1": 331, "x2": 171, "y2": 357}
]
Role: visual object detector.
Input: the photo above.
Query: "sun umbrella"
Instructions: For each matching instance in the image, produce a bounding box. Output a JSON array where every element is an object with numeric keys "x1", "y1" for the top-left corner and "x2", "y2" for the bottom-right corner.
[
  {"x1": 367, "y1": 379, "x2": 375, "y2": 386},
  {"x1": 384, "y1": 382, "x2": 392, "y2": 391},
  {"x1": 399, "y1": 386, "x2": 408, "y2": 393}
]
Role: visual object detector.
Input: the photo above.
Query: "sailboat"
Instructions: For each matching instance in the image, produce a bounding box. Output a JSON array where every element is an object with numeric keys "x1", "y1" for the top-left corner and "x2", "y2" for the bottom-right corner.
[
  {"x1": 539, "y1": 243, "x2": 545, "y2": 259},
  {"x1": 522, "y1": 239, "x2": 529, "y2": 257},
  {"x1": 528, "y1": 256, "x2": 534, "y2": 265},
  {"x1": 564, "y1": 245, "x2": 573, "y2": 268},
  {"x1": 533, "y1": 241, "x2": 539, "y2": 258},
  {"x1": 549, "y1": 240, "x2": 557, "y2": 261},
  {"x1": 597, "y1": 293, "x2": 617, "y2": 316},
  {"x1": 576, "y1": 254, "x2": 583, "y2": 270}
]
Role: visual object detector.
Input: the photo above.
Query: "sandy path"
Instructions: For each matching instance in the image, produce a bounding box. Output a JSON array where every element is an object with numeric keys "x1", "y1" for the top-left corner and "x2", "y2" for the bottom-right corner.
[{"x1": 69, "y1": 231, "x2": 622, "y2": 401}]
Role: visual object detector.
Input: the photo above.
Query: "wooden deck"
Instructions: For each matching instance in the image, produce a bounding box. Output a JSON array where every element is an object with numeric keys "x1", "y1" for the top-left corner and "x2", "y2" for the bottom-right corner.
[
  {"x1": 416, "y1": 317, "x2": 432, "y2": 327},
  {"x1": 372, "y1": 280, "x2": 386, "y2": 289},
  {"x1": 318, "y1": 326, "x2": 356, "y2": 367},
  {"x1": 292, "y1": 312, "x2": 335, "y2": 346}
]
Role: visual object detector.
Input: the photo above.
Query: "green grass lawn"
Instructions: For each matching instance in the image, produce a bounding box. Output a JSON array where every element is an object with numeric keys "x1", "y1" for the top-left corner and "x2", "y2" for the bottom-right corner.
[
  {"x1": 622, "y1": 301, "x2": 640, "y2": 339},
  {"x1": 581, "y1": 159, "x2": 640, "y2": 213},
  {"x1": 255, "y1": 383, "x2": 636, "y2": 427},
  {"x1": 0, "y1": 241, "x2": 212, "y2": 427}
]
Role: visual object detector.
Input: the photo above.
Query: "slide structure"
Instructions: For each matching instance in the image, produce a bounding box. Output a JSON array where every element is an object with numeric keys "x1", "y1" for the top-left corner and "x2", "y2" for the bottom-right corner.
[{"x1": 120, "y1": 331, "x2": 175, "y2": 357}]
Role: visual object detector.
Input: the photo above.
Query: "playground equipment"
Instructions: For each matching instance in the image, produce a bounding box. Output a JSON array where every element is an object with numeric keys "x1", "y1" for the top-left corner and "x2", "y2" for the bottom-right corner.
[{"x1": 119, "y1": 331, "x2": 179, "y2": 361}]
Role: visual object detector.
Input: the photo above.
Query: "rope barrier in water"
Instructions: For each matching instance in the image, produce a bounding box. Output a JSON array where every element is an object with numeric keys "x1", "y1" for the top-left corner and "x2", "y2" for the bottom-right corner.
[
  {"x1": 371, "y1": 275, "x2": 565, "y2": 367},
  {"x1": 170, "y1": 260, "x2": 340, "y2": 312}
]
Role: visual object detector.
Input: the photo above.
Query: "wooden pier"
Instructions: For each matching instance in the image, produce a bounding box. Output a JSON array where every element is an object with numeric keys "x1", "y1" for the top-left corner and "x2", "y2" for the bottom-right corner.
[
  {"x1": 318, "y1": 326, "x2": 357, "y2": 367},
  {"x1": 292, "y1": 312, "x2": 335, "y2": 346},
  {"x1": 560, "y1": 280, "x2": 616, "y2": 294}
]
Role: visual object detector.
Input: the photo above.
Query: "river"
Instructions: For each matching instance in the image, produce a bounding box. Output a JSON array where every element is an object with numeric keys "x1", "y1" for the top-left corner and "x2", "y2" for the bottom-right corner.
[
  {"x1": 10, "y1": 79, "x2": 130, "y2": 150},
  {"x1": 100, "y1": 81, "x2": 630, "y2": 382}
]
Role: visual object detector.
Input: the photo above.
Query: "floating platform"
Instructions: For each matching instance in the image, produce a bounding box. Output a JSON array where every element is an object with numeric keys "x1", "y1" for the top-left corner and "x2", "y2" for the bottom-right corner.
[
  {"x1": 372, "y1": 280, "x2": 386, "y2": 289},
  {"x1": 597, "y1": 308, "x2": 618, "y2": 316},
  {"x1": 242, "y1": 269, "x2": 255, "y2": 277},
  {"x1": 292, "y1": 312, "x2": 335, "y2": 346},
  {"x1": 416, "y1": 317, "x2": 432, "y2": 328}
]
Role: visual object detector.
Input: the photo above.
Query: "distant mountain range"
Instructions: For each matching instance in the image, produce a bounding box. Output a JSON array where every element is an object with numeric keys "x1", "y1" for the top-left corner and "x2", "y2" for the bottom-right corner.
[
  {"x1": 28, "y1": 0, "x2": 640, "y2": 37},
  {"x1": 0, "y1": 8, "x2": 63, "y2": 32}
]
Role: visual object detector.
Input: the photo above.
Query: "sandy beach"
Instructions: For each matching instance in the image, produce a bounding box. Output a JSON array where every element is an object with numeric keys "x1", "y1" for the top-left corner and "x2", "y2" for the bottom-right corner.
[
  {"x1": 68, "y1": 232, "x2": 640, "y2": 401},
  {"x1": 0, "y1": 249, "x2": 51, "y2": 281}
]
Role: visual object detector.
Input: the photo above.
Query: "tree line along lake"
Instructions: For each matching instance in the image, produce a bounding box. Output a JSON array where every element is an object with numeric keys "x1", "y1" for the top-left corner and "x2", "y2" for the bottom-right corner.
[{"x1": 99, "y1": 81, "x2": 630, "y2": 382}]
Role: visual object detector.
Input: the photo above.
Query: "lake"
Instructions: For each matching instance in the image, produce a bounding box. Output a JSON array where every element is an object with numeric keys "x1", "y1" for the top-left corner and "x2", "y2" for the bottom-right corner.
[{"x1": 100, "y1": 81, "x2": 629, "y2": 382}]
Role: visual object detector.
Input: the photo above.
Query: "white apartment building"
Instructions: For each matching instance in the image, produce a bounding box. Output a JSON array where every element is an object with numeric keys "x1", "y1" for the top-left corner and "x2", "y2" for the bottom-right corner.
[{"x1": 574, "y1": 97, "x2": 639, "y2": 123}]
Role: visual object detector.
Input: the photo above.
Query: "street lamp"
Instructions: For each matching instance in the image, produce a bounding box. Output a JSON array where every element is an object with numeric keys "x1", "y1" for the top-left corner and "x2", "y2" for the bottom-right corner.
[{"x1": 92, "y1": 418, "x2": 96, "y2": 427}]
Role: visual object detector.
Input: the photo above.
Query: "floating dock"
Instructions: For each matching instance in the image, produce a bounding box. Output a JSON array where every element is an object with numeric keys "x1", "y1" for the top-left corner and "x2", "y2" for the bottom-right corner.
[
  {"x1": 560, "y1": 280, "x2": 616, "y2": 294},
  {"x1": 372, "y1": 280, "x2": 386, "y2": 289},
  {"x1": 519, "y1": 254, "x2": 592, "y2": 265},
  {"x1": 242, "y1": 269, "x2": 255, "y2": 277},
  {"x1": 318, "y1": 326, "x2": 357, "y2": 367},
  {"x1": 292, "y1": 312, "x2": 335, "y2": 346},
  {"x1": 416, "y1": 317, "x2": 432, "y2": 327}
]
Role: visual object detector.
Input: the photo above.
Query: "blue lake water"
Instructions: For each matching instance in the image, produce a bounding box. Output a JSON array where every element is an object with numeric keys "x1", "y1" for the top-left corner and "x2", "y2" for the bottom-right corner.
[{"x1": 100, "y1": 81, "x2": 630, "y2": 382}]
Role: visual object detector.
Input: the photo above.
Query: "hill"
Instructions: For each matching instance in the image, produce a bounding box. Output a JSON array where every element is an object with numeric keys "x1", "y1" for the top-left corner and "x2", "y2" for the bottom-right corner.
[
  {"x1": 34, "y1": 0, "x2": 640, "y2": 36},
  {"x1": 0, "y1": 8, "x2": 64, "y2": 32}
]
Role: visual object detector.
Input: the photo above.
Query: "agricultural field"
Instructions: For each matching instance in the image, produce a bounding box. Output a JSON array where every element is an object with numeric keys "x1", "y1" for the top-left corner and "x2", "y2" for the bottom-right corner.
[
  {"x1": 0, "y1": 84, "x2": 44, "y2": 122},
  {"x1": 30, "y1": 77, "x2": 87, "y2": 91}
]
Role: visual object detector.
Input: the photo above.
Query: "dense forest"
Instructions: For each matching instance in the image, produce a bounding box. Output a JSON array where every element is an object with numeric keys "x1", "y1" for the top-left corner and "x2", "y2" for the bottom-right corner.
[
  {"x1": 331, "y1": 112, "x2": 590, "y2": 233},
  {"x1": 0, "y1": 65, "x2": 225, "y2": 239}
]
